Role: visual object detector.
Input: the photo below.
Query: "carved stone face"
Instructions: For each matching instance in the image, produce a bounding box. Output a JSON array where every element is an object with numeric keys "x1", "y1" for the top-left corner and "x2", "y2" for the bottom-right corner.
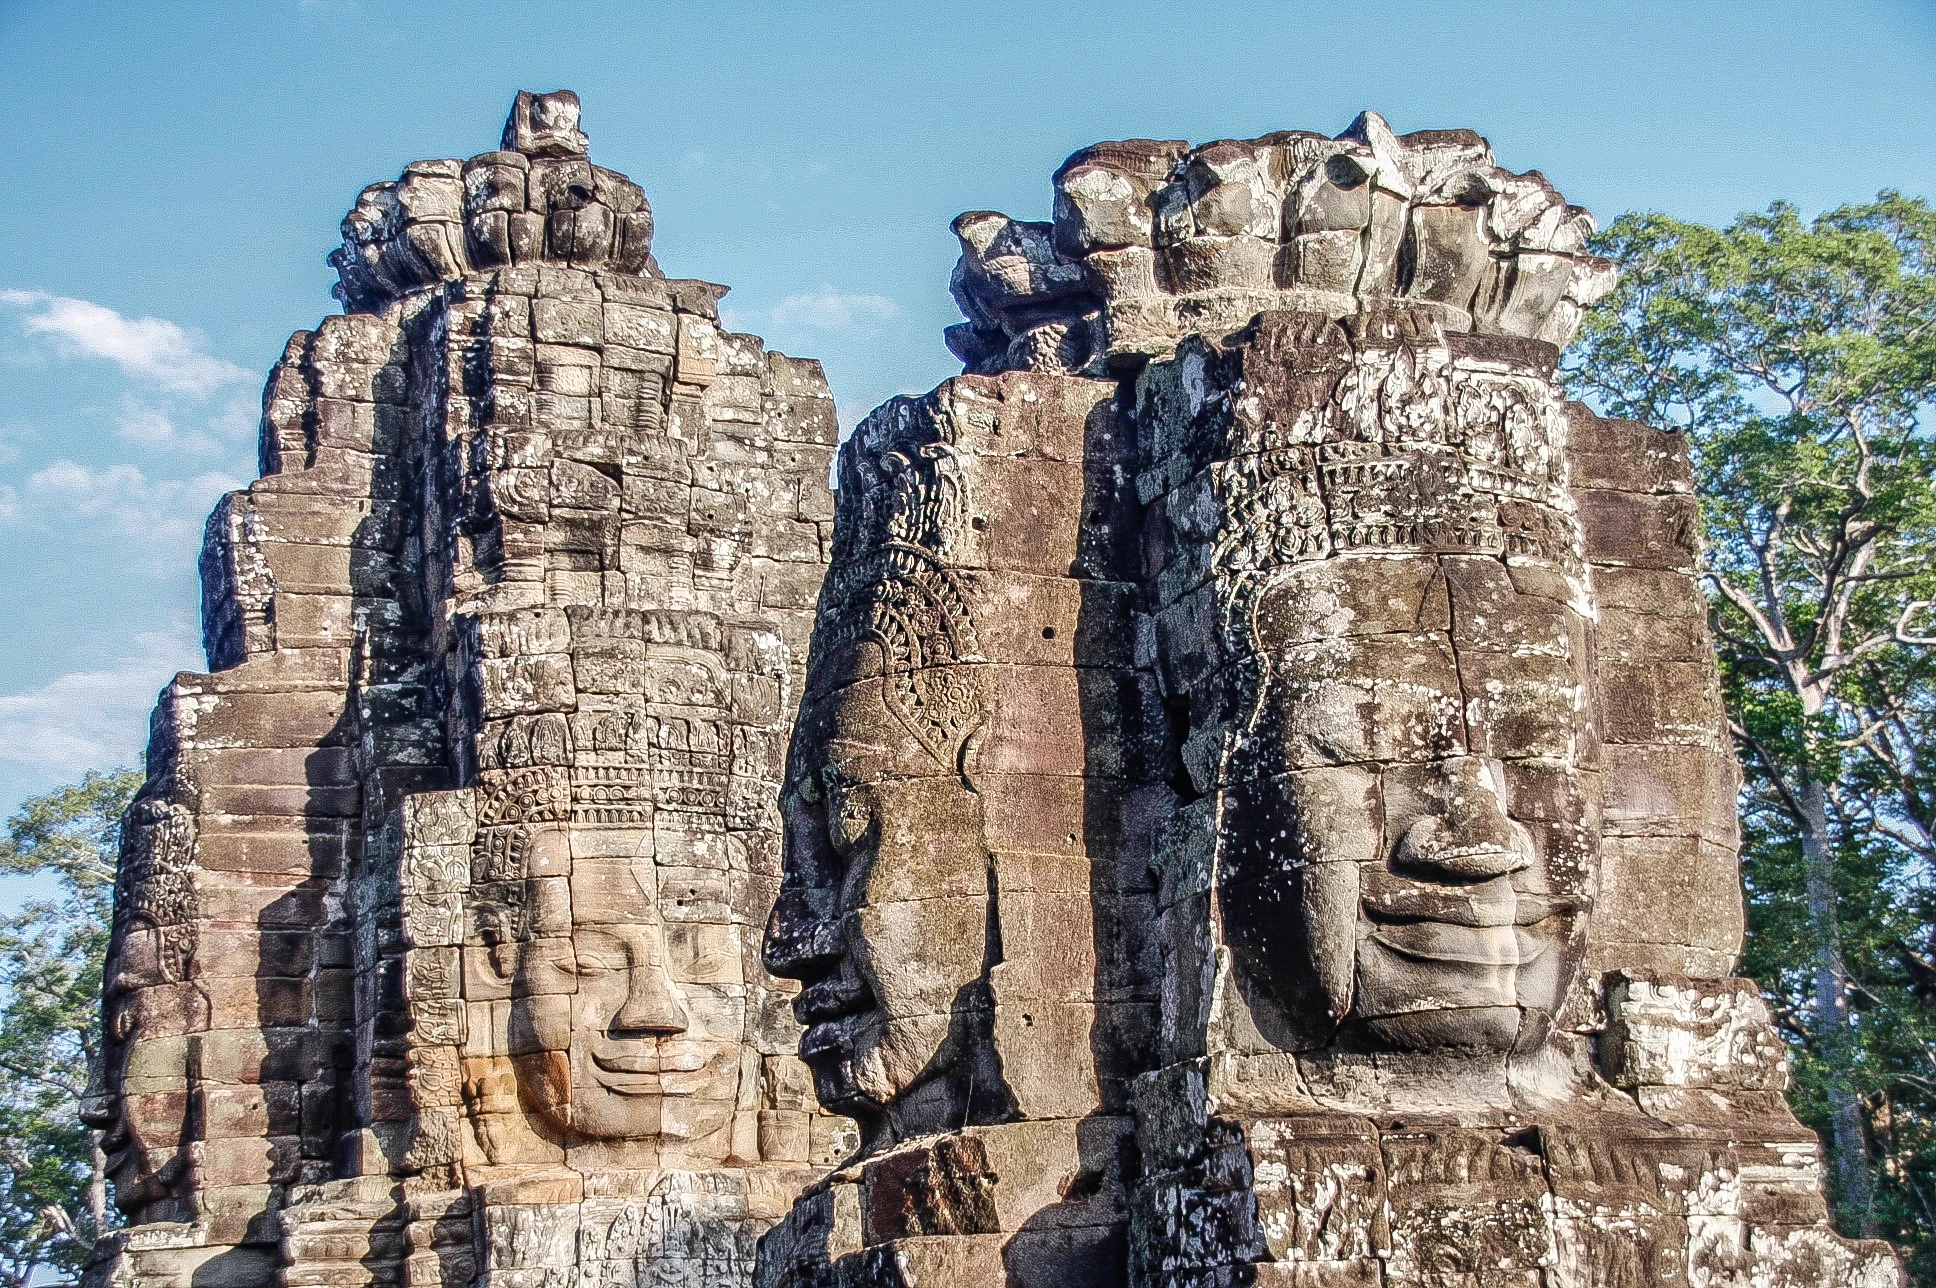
[
  {"x1": 495, "y1": 833, "x2": 741, "y2": 1150},
  {"x1": 766, "y1": 381, "x2": 1150, "y2": 1138},
  {"x1": 92, "y1": 921, "x2": 198, "y2": 1208},
  {"x1": 1220, "y1": 555, "x2": 1596, "y2": 1054},
  {"x1": 765, "y1": 656, "x2": 994, "y2": 1136},
  {"x1": 87, "y1": 798, "x2": 200, "y2": 1215}
]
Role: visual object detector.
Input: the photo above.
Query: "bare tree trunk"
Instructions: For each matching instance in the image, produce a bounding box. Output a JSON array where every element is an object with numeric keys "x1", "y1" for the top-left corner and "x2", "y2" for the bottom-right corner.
[
  {"x1": 87, "y1": 1128, "x2": 106, "y2": 1242},
  {"x1": 1799, "y1": 771, "x2": 1877, "y2": 1234}
]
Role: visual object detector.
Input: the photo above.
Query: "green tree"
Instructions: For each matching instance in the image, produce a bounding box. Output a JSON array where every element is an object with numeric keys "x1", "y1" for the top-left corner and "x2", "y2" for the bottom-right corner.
[
  {"x1": 1563, "y1": 194, "x2": 1936, "y2": 1271},
  {"x1": 0, "y1": 769, "x2": 139, "y2": 1287}
]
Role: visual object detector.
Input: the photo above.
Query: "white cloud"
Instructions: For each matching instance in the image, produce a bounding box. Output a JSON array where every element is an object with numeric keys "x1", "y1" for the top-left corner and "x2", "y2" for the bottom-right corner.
[
  {"x1": 117, "y1": 406, "x2": 215, "y2": 454},
  {"x1": 0, "y1": 289, "x2": 251, "y2": 396},
  {"x1": 11, "y1": 459, "x2": 241, "y2": 557},
  {"x1": 28, "y1": 460, "x2": 148, "y2": 515},
  {"x1": 0, "y1": 623, "x2": 204, "y2": 783},
  {"x1": 768, "y1": 287, "x2": 902, "y2": 332},
  {"x1": 211, "y1": 394, "x2": 258, "y2": 439},
  {"x1": 114, "y1": 393, "x2": 257, "y2": 455}
]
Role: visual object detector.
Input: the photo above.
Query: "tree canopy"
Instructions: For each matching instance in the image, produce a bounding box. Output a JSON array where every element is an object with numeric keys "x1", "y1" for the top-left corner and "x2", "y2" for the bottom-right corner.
[
  {"x1": 0, "y1": 769, "x2": 139, "y2": 1287},
  {"x1": 1564, "y1": 193, "x2": 1936, "y2": 1278}
]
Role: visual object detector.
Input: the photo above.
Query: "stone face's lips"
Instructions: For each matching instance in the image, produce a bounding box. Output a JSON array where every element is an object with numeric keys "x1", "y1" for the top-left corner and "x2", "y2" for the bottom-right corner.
[
  {"x1": 590, "y1": 1046, "x2": 662, "y2": 1095},
  {"x1": 794, "y1": 970, "x2": 872, "y2": 1026},
  {"x1": 98, "y1": 1109, "x2": 145, "y2": 1185},
  {"x1": 1399, "y1": 842, "x2": 1530, "y2": 880},
  {"x1": 1362, "y1": 900, "x2": 1573, "y2": 968},
  {"x1": 1362, "y1": 881, "x2": 1519, "y2": 927},
  {"x1": 655, "y1": 1047, "x2": 714, "y2": 1074},
  {"x1": 591, "y1": 1047, "x2": 660, "y2": 1075},
  {"x1": 799, "y1": 1012, "x2": 869, "y2": 1061},
  {"x1": 795, "y1": 958, "x2": 876, "y2": 1063},
  {"x1": 1362, "y1": 874, "x2": 1584, "y2": 929},
  {"x1": 1366, "y1": 918, "x2": 1528, "y2": 966}
]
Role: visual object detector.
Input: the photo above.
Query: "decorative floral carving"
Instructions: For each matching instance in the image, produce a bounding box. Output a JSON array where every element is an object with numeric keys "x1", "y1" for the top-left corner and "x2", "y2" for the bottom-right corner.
[{"x1": 819, "y1": 439, "x2": 988, "y2": 772}]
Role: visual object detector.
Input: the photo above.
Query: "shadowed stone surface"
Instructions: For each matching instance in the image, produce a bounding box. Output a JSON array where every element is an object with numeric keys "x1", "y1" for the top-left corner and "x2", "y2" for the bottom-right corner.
[
  {"x1": 755, "y1": 118, "x2": 1906, "y2": 1288},
  {"x1": 85, "y1": 92, "x2": 851, "y2": 1288}
]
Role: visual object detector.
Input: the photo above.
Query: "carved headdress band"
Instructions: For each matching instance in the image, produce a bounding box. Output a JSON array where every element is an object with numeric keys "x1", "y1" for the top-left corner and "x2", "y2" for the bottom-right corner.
[{"x1": 816, "y1": 434, "x2": 989, "y2": 774}]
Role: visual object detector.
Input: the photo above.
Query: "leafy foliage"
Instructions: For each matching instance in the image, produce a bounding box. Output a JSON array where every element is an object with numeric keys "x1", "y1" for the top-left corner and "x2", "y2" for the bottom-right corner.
[
  {"x1": 1565, "y1": 194, "x2": 1936, "y2": 1277},
  {"x1": 0, "y1": 769, "x2": 139, "y2": 1287}
]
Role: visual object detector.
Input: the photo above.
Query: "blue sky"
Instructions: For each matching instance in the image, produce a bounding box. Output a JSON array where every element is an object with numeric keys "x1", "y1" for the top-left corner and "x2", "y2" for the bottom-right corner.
[{"x1": 2, "y1": 0, "x2": 1934, "y2": 848}]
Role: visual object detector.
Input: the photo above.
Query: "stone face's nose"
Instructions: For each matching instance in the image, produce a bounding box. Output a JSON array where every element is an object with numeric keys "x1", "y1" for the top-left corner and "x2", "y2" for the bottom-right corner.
[
  {"x1": 503, "y1": 89, "x2": 590, "y2": 157},
  {"x1": 1394, "y1": 755, "x2": 1531, "y2": 881},
  {"x1": 611, "y1": 929, "x2": 690, "y2": 1036},
  {"x1": 763, "y1": 886, "x2": 845, "y2": 980}
]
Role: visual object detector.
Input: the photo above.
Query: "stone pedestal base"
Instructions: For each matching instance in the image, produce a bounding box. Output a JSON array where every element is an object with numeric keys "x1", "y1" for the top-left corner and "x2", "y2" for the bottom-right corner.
[
  {"x1": 268, "y1": 1167, "x2": 817, "y2": 1288},
  {"x1": 1130, "y1": 1105, "x2": 1903, "y2": 1288},
  {"x1": 83, "y1": 1224, "x2": 281, "y2": 1288},
  {"x1": 755, "y1": 1119, "x2": 1135, "y2": 1288}
]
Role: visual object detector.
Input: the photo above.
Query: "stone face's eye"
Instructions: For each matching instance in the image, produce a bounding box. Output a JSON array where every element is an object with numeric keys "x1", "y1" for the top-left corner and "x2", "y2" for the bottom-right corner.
[
  {"x1": 571, "y1": 932, "x2": 629, "y2": 975},
  {"x1": 829, "y1": 789, "x2": 872, "y2": 855}
]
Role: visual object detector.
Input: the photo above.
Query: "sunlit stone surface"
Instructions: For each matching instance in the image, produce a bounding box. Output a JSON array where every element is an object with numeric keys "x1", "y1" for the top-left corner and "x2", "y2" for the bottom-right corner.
[
  {"x1": 755, "y1": 116, "x2": 1905, "y2": 1288},
  {"x1": 87, "y1": 91, "x2": 851, "y2": 1288}
]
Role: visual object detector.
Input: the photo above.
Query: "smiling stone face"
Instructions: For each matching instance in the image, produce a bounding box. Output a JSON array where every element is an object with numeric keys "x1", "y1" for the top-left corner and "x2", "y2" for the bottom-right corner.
[
  {"x1": 761, "y1": 371, "x2": 1159, "y2": 1154},
  {"x1": 85, "y1": 795, "x2": 202, "y2": 1221},
  {"x1": 1218, "y1": 557, "x2": 1596, "y2": 1056},
  {"x1": 1141, "y1": 309, "x2": 1602, "y2": 1079},
  {"x1": 479, "y1": 826, "x2": 743, "y2": 1154},
  {"x1": 759, "y1": 422, "x2": 1006, "y2": 1141},
  {"x1": 767, "y1": 659, "x2": 996, "y2": 1135}
]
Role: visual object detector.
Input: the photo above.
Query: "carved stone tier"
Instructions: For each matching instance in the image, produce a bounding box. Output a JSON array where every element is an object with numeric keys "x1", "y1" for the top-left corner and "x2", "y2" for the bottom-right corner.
[
  {"x1": 87, "y1": 92, "x2": 850, "y2": 1288},
  {"x1": 945, "y1": 112, "x2": 1617, "y2": 379},
  {"x1": 1131, "y1": 973, "x2": 1900, "y2": 1286},
  {"x1": 755, "y1": 120, "x2": 1905, "y2": 1288}
]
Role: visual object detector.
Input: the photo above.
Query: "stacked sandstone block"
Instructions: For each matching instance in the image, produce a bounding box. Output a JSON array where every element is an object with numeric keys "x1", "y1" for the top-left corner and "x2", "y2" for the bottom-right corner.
[
  {"x1": 93, "y1": 303, "x2": 439, "y2": 1288},
  {"x1": 754, "y1": 372, "x2": 1171, "y2": 1286},
  {"x1": 89, "y1": 93, "x2": 849, "y2": 1288},
  {"x1": 1568, "y1": 405, "x2": 1746, "y2": 986},
  {"x1": 753, "y1": 116, "x2": 1906, "y2": 1288}
]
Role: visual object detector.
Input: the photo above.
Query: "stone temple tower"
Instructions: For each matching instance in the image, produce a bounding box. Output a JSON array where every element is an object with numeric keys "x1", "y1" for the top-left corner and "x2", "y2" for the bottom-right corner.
[
  {"x1": 754, "y1": 115, "x2": 1908, "y2": 1287},
  {"x1": 87, "y1": 96, "x2": 1909, "y2": 1288},
  {"x1": 86, "y1": 92, "x2": 852, "y2": 1288}
]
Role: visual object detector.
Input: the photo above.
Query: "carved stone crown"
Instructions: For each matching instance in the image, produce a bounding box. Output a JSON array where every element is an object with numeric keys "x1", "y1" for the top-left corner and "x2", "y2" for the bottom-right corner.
[
  {"x1": 329, "y1": 89, "x2": 659, "y2": 312},
  {"x1": 948, "y1": 112, "x2": 1617, "y2": 379},
  {"x1": 1146, "y1": 312, "x2": 1586, "y2": 594}
]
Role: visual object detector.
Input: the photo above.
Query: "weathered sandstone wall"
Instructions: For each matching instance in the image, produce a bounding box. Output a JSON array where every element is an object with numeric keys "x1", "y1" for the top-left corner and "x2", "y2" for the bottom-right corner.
[
  {"x1": 89, "y1": 98, "x2": 1906, "y2": 1288},
  {"x1": 88, "y1": 92, "x2": 848, "y2": 1288}
]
